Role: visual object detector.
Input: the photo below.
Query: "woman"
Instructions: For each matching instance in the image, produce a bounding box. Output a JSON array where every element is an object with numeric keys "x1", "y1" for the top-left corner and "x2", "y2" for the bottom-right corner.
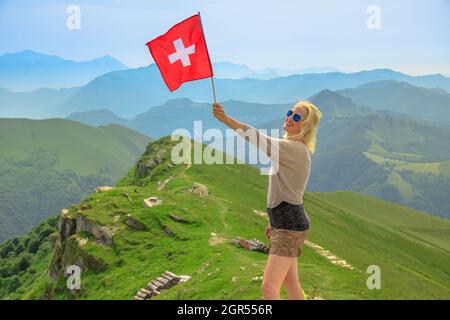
[{"x1": 212, "y1": 100, "x2": 322, "y2": 300}]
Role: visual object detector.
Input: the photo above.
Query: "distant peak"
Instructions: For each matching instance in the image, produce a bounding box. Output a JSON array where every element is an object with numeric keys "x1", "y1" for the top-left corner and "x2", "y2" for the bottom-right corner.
[
  {"x1": 92, "y1": 55, "x2": 116, "y2": 62},
  {"x1": 89, "y1": 55, "x2": 127, "y2": 67},
  {"x1": 161, "y1": 97, "x2": 195, "y2": 105},
  {"x1": 315, "y1": 88, "x2": 341, "y2": 97},
  {"x1": 16, "y1": 49, "x2": 38, "y2": 55},
  {"x1": 1, "y1": 50, "x2": 57, "y2": 60},
  {"x1": 311, "y1": 89, "x2": 353, "y2": 104},
  {"x1": 357, "y1": 79, "x2": 416, "y2": 90},
  {"x1": 0, "y1": 50, "x2": 126, "y2": 67}
]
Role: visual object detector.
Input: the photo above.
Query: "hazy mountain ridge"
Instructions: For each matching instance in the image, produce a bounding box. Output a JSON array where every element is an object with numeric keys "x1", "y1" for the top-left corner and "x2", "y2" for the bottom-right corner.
[
  {"x1": 339, "y1": 80, "x2": 450, "y2": 126},
  {"x1": 54, "y1": 66, "x2": 450, "y2": 118},
  {"x1": 67, "y1": 109, "x2": 130, "y2": 127},
  {"x1": 0, "y1": 86, "x2": 81, "y2": 119},
  {"x1": 2, "y1": 60, "x2": 449, "y2": 119},
  {"x1": 0, "y1": 50, "x2": 127, "y2": 92},
  {"x1": 213, "y1": 61, "x2": 341, "y2": 80}
]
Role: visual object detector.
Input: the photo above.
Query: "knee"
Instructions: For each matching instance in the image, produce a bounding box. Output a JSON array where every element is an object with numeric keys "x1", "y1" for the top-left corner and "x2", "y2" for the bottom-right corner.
[{"x1": 261, "y1": 280, "x2": 280, "y2": 299}]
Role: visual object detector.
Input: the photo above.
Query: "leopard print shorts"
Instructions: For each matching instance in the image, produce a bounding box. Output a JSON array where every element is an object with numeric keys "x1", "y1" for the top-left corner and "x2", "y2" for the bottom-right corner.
[
  {"x1": 268, "y1": 227, "x2": 309, "y2": 257},
  {"x1": 267, "y1": 201, "x2": 310, "y2": 257}
]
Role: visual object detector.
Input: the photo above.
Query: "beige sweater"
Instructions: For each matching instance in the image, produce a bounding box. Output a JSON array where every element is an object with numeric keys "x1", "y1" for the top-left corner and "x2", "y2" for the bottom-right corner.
[{"x1": 236, "y1": 125, "x2": 311, "y2": 208}]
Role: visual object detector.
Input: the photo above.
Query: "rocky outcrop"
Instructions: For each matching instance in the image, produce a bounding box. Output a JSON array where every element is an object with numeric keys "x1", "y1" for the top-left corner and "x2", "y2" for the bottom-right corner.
[
  {"x1": 75, "y1": 215, "x2": 114, "y2": 246},
  {"x1": 168, "y1": 212, "x2": 191, "y2": 224},
  {"x1": 143, "y1": 196, "x2": 162, "y2": 208},
  {"x1": 156, "y1": 218, "x2": 176, "y2": 237},
  {"x1": 125, "y1": 214, "x2": 146, "y2": 230},
  {"x1": 191, "y1": 183, "x2": 209, "y2": 197},
  {"x1": 232, "y1": 237, "x2": 269, "y2": 254},
  {"x1": 59, "y1": 213, "x2": 77, "y2": 245},
  {"x1": 59, "y1": 212, "x2": 114, "y2": 246},
  {"x1": 135, "y1": 144, "x2": 168, "y2": 181},
  {"x1": 48, "y1": 211, "x2": 112, "y2": 282},
  {"x1": 95, "y1": 186, "x2": 115, "y2": 193}
]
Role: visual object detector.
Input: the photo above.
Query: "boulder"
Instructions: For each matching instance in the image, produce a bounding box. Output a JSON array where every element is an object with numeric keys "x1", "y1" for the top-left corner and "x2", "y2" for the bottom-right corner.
[
  {"x1": 59, "y1": 213, "x2": 76, "y2": 245},
  {"x1": 143, "y1": 196, "x2": 162, "y2": 208},
  {"x1": 125, "y1": 214, "x2": 146, "y2": 230},
  {"x1": 192, "y1": 183, "x2": 209, "y2": 197},
  {"x1": 95, "y1": 186, "x2": 115, "y2": 193},
  {"x1": 232, "y1": 237, "x2": 269, "y2": 254},
  {"x1": 168, "y1": 212, "x2": 191, "y2": 224}
]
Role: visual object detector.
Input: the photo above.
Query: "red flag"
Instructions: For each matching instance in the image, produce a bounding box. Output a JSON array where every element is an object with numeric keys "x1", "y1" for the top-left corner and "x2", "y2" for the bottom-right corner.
[{"x1": 146, "y1": 13, "x2": 214, "y2": 92}]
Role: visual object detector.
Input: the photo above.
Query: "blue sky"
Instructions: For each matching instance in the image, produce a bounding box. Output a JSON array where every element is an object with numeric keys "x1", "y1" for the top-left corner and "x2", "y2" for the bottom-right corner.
[{"x1": 0, "y1": 0, "x2": 449, "y2": 75}]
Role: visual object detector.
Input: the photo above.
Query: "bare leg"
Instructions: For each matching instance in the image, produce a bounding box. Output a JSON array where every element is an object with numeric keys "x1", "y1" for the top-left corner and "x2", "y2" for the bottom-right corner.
[
  {"x1": 261, "y1": 254, "x2": 296, "y2": 300},
  {"x1": 283, "y1": 258, "x2": 305, "y2": 300}
]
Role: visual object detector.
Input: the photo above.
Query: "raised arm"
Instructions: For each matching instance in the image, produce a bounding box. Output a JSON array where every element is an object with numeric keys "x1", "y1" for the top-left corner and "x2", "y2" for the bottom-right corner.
[{"x1": 212, "y1": 102, "x2": 279, "y2": 157}]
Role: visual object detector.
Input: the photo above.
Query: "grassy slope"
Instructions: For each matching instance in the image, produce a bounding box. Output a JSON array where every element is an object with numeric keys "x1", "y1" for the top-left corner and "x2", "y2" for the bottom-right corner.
[
  {"x1": 0, "y1": 118, "x2": 152, "y2": 242},
  {"x1": 16, "y1": 137, "x2": 450, "y2": 300},
  {"x1": 0, "y1": 118, "x2": 151, "y2": 180},
  {"x1": 364, "y1": 152, "x2": 450, "y2": 176}
]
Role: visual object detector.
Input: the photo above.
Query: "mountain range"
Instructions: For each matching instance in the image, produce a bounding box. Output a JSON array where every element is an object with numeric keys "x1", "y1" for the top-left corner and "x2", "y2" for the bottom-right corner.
[
  {"x1": 55, "y1": 65, "x2": 450, "y2": 118},
  {"x1": 339, "y1": 80, "x2": 450, "y2": 126},
  {"x1": 0, "y1": 50, "x2": 340, "y2": 93},
  {"x1": 212, "y1": 61, "x2": 341, "y2": 80},
  {"x1": 1, "y1": 51, "x2": 449, "y2": 231},
  {"x1": 0, "y1": 50, "x2": 127, "y2": 92},
  {"x1": 1, "y1": 54, "x2": 450, "y2": 120}
]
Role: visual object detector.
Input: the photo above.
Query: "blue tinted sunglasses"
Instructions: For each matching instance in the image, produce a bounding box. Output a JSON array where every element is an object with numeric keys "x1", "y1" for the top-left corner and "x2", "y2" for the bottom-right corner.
[{"x1": 286, "y1": 110, "x2": 302, "y2": 122}]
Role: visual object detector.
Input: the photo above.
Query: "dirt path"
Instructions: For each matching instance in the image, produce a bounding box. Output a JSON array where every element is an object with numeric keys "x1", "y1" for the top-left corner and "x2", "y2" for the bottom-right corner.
[{"x1": 304, "y1": 240, "x2": 354, "y2": 270}]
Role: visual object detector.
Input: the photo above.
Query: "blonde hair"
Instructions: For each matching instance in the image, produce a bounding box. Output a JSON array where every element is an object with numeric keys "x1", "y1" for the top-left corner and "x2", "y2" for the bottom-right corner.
[{"x1": 282, "y1": 100, "x2": 322, "y2": 154}]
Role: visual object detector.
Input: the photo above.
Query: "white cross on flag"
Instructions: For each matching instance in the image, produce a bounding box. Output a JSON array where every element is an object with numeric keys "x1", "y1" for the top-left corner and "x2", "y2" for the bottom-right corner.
[{"x1": 146, "y1": 13, "x2": 214, "y2": 91}]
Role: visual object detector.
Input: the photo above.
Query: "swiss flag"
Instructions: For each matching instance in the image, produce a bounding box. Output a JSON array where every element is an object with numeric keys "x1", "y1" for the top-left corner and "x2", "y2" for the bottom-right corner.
[{"x1": 146, "y1": 13, "x2": 214, "y2": 92}]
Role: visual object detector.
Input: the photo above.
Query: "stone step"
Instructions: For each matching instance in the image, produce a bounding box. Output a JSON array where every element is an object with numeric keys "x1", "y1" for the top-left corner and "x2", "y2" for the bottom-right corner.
[
  {"x1": 161, "y1": 274, "x2": 174, "y2": 282},
  {"x1": 136, "y1": 270, "x2": 186, "y2": 299},
  {"x1": 136, "y1": 292, "x2": 147, "y2": 299},
  {"x1": 151, "y1": 280, "x2": 164, "y2": 288},
  {"x1": 140, "y1": 288, "x2": 152, "y2": 295},
  {"x1": 164, "y1": 271, "x2": 178, "y2": 278},
  {"x1": 157, "y1": 277, "x2": 169, "y2": 285},
  {"x1": 147, "y1": 283, "x2": 158, "y2": 291}
]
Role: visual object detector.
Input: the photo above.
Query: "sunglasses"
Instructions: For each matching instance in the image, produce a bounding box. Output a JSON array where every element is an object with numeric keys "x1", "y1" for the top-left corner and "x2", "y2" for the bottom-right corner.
[{"x1": 286, "y1": 110, "x2": 302, "y2": 122}]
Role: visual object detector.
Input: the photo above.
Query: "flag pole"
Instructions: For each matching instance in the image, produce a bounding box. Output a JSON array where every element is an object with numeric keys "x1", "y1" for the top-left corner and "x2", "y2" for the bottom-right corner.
[
  {"x1": 210, "y1": 76, "x2": 217, "y2": 103},
  {"x1": 198, "y1": 11, "x2": 217, "y2": 103}
]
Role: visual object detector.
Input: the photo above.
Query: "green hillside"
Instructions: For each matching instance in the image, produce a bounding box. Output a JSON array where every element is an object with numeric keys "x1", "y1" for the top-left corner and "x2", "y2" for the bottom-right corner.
[
  {"x1": 312, "y1": 114, "x2": 450, "y2": 218},
  {"x1": 0, "y1": 118, "x2": 151, "y2": 242},
  {"x1": 1, "y1": 137, "x2": 448, "y2": 300},
  {"x1": 0, "y1": 118, "x2": 150, "y2": 178}
]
